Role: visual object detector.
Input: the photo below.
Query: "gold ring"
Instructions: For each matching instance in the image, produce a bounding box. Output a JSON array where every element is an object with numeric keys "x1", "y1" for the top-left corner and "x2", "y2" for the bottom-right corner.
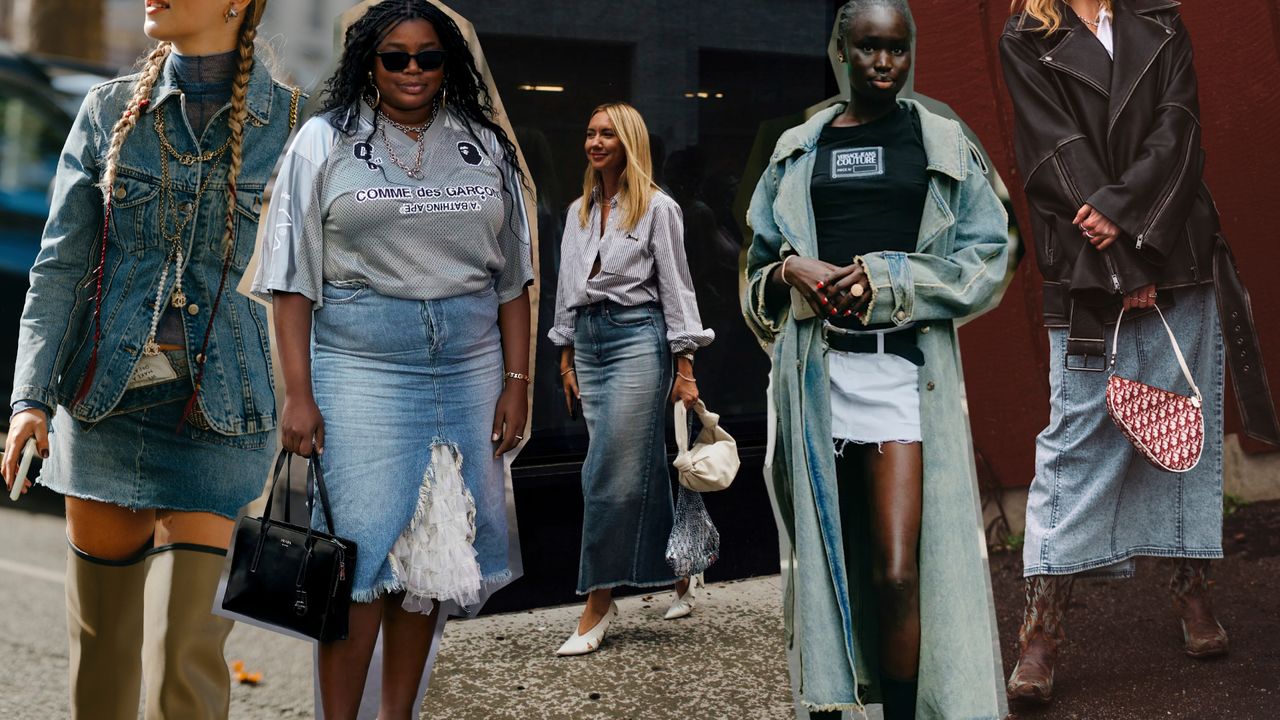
[{"x1": 849, "y1": 283, "x2": 865, "y2": 298}]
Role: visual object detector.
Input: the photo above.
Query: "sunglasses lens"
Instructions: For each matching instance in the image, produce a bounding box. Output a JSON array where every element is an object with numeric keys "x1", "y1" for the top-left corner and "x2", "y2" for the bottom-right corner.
[
  {"x1": 378, "y1": 51, "x2": 445, "y2": 73},
  {"x1": 378, "y1": 52, "x2": 410, "y2": 72},
  {"x1": 416, "y1": 51, "x2": 446, "y2": 70}
]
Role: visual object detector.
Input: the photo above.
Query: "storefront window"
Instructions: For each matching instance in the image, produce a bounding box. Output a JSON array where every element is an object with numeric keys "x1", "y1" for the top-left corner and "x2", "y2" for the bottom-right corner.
[{"x1": 445, "y1": 1, "x2": 844, "y2": 461}]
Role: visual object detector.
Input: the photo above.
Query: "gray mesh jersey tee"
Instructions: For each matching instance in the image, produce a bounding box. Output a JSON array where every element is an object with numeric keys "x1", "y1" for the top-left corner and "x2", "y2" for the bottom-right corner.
[{"x1": 253, "y1": 104, "x2": 533, "y2": 307}]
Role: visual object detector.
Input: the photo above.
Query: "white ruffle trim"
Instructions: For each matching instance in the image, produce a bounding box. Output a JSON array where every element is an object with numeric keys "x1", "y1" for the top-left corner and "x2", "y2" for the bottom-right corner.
[{"x1": 387, "y1": 443, "x2": 483, "y2": 612}]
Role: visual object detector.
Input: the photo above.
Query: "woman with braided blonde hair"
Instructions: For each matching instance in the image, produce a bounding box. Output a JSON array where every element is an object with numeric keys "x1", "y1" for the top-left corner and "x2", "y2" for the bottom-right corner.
[{"x1": 2, "y1": 1, "x2": 301, "y2": 717}]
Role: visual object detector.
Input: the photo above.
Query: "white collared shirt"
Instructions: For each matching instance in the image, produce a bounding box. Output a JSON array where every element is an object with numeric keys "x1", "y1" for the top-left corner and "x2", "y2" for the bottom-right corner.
[{"x1": 1096, "y1": 5, "x2": 1115, "y2": 58}]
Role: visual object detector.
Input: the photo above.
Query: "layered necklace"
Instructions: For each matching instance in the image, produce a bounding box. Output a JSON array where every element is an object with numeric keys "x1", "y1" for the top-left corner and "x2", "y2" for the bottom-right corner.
[
  {"x1": 144, "y1": 108, "x2": 230, "y2": 356},
  {"x1": 376, "y1": 96, "x2": 440, "y2": 180}
]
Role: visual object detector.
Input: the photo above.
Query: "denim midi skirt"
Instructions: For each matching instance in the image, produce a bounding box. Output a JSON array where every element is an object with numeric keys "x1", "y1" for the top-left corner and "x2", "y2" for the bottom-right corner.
[
  {"x1": 1025, "y1": 284, "x2": 1225, "y2": 578},
  {"x1": 573, "y1": 302, "x2": 679, "y2": 594},
  {"x1": 311, "y1": 283, "x2": 513, "y2": 609},
  {"x1": 41, "y1": 349, "x2": 274, "y2": 518}
]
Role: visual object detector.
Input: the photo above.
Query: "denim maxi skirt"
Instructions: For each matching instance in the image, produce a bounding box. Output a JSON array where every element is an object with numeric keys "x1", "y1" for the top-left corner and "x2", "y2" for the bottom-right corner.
[
  {"x1": 311, "y1": 283, "x2": 512, "y2": 608},
  {"x1": 1025, "y1": 284, "x2": 1225, "y2": 578},
  {"x1": 41, "y1": 347, "x2": 274, "y2": 518},
  {"x1": 573, "y1": 301, "x2": 679, "y2": 594}
]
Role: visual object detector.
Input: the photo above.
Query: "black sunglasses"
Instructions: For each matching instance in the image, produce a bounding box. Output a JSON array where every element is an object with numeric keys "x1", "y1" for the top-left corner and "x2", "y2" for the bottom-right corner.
[{"x1": 375, "y1": 50, "x2": 446, "y2": 73}]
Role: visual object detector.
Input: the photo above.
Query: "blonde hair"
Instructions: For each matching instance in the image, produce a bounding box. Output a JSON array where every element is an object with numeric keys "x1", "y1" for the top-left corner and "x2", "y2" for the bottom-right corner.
[
  {"x1": 99, "y1": 0, "x2": 268, "y2": 259},
  {"x1": 578, "y1": 102, "x2": 657, "y2": 233},
  {"x1": 1012, "y1": 0, "x2": 1112, "y2": 34}
]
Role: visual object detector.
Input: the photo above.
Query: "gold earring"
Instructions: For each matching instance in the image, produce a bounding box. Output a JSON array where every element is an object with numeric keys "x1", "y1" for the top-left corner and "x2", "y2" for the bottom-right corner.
[{"x1": 366, "y1": 73, "x2": 381, "y2": 108}]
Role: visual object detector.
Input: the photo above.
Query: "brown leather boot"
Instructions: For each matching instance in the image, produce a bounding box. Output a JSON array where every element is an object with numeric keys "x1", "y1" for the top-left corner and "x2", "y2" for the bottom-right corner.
[
  {"x1": 1171, "y1": 558, "x2": 1228, "y2": 659},
  {"x1": 1007, "y1": 574, "x2": 1074, "y2": 704}
]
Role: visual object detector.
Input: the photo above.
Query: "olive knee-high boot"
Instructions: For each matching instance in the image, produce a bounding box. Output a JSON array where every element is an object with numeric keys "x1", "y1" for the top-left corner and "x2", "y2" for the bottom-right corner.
[
  {"x1": 141, "y1": 545, "x2": 234, "y2": 720},
  {"x1": 65, "y1": 543, "x2": 148, "y2": 720},
  {"x1": 1171, "y1": 558, "x2": 1228, "y2": 658},
  {"x1": 1007, "y1": 574, "x2": 1074, "y2": 704}
]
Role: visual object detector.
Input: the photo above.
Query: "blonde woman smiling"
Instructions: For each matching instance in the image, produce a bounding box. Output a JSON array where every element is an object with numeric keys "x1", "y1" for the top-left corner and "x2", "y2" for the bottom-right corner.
[{"x1": 549, "y1": 102, "x2": 713, "y2": 655}]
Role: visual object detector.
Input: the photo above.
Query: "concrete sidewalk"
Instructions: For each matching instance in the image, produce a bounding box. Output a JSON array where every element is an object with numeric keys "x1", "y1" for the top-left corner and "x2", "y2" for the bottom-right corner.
[{"x1": 422, "y1": 577, "x2": 797, "y2": 720}]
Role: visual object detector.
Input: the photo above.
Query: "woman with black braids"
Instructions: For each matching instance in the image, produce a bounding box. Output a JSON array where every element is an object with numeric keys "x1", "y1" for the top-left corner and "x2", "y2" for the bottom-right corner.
[
  {"x1": 2, "y1": 1, "x2": 299, "y2": 718},
  {"x1": 253, "y1": 1, "x2": 533, "y2": 716}
]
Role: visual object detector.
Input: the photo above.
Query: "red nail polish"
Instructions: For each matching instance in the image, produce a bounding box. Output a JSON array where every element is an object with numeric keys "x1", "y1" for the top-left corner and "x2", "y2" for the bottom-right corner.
[
  {"x1": 820, "y1": 297, "x2": 828, "y2": 305},
  {"x1": 829, "y1": 308, "x2": 837, "y2": 316},
  {"x1": 844, "y1": 310, "x2": 852, "y2": 317},
  {"x1": 816, "y1": 281, "x2": 825, "y2": 290}
]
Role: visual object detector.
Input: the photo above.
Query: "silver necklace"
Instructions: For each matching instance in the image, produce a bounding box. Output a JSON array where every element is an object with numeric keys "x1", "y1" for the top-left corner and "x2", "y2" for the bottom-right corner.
[{"x1": 377, "y1": 99, "x2": 440, "y2": 180}]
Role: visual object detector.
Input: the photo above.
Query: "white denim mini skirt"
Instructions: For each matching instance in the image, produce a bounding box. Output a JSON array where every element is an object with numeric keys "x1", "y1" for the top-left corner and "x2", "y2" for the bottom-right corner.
[{"x1": 828, "y1": 350, "x2": 922, "y2": 448}]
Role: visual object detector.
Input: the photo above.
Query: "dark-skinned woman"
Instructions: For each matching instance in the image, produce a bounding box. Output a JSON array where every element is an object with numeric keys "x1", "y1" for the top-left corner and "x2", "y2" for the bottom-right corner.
[
  {"x1": 1000, "y1": 0, "x2": 1279, "y2": 707},
  {"x1": 251, "y1": 1, "x2": 532, "y2": 717},
  {"x1": 743, "y1": 2, "x2": 1011, "y2": 717},
  {"x1": 549, "y1": 102, "x2": 712, "y2": 656}
]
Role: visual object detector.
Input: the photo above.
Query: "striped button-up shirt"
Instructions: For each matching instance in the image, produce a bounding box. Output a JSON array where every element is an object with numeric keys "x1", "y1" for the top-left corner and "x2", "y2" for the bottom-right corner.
[{"x1": 549, "y1": 190, "x2": 714, "y2": 354}]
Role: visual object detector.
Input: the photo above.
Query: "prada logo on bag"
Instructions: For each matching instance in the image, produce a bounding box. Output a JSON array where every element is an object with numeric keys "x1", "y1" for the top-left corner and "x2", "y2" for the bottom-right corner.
[{"x1": 831, "y1": 147, "x2": 884, "y2": 179}]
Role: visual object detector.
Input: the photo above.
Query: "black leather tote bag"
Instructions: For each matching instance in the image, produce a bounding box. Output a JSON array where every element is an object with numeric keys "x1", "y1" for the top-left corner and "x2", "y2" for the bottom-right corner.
[{"x1": 222, "y1": 451, "x2": 357, "y2": 641}]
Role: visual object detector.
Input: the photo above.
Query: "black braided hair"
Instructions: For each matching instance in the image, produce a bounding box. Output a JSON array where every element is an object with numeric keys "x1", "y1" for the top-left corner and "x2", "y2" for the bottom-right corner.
[
  {"x1": 319, "y1": 0, "x2": 526, "y2": 188},
  {"x1": 833, "y1": 0, "x2": 918, "y2": 49}
]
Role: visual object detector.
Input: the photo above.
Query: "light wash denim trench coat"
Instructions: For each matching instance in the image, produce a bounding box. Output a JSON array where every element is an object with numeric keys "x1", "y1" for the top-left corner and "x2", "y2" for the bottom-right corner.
[{"x1": 743, "y1": 99, "x2": 1011, "y2": 718}]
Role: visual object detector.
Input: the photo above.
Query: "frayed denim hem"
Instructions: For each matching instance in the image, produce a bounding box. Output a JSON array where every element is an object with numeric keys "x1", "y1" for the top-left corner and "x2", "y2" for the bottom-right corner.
[
  {"x1": 801, "y1": 699, "x2": 866, "y2": 714},
  {"x1": 353, "y1": 570, "x2": 514, "y2": 607},
  {"x1": 39, "y1": 484, "x2": 241, "y2": 521},
  {"x1": 351, "y1": 577, "x2": 406, "y2": 604},
  {"x1": 1025, "y1": 547, "x2": 1225, "y2": 577},
  {"x1": 833, "y1": 437, "x2": 920, "y2": 457},
  {"x1": 481, "y1": 568, "x2": 513, "y2": 589},
  {"x1": 576, "y1": 576, "x2": 681, "y2": 595}
]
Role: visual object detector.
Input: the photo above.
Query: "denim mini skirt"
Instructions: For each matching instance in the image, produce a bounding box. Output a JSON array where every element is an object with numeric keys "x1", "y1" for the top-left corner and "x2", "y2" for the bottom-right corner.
[
  {"x1": 311, "y1": 282, "x2": 514, "y2": 610},
  {"x1": 573, "y1": 301, "x2": 679, "y2": 594},
  {"x1": 1025, "y1": 284, "x2": 1225, "y2": 578},
  {"x1": 40, "y1": 348, "x2": 275, "y2": 518}
]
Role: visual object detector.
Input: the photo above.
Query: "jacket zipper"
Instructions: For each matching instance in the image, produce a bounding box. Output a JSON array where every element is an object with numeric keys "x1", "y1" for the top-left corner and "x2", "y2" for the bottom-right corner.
[
  {"x1": 1055, "y1": 156, "x2": 1121, "y2": 292},
  {"x1": 1135, "y1": 133, "x2": 1197, "y2": 250}
]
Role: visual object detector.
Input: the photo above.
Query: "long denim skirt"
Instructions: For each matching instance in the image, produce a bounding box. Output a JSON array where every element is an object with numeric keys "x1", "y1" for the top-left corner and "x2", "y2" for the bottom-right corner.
[
  {"x1": 1025, "y1": 284, "x2": 1224, "y2": 578},
  {"x1": 41, "y1": 348, "x2": 274, "y2": 518},
  {"x1": 311, "y1": 283, "x2": 513, "y2": 607},
  {"x1": 573, "y1": 301, "x2": 679, "y2": 594}
]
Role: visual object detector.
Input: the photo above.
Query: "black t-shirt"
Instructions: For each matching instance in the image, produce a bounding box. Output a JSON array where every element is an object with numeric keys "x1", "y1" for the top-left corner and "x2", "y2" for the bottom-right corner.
[{"x1": 810, "y1": 105, "x2": 928, "y2": 347}]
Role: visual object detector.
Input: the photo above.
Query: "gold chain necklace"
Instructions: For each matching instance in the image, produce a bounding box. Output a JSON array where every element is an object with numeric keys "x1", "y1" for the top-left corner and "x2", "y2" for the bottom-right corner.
[
  {"x1": 141, "y1": 108, "x2": 228, "y2": 356},
  {"x1": 377, "y1": 98, "x2": 440, "y2": 180}
]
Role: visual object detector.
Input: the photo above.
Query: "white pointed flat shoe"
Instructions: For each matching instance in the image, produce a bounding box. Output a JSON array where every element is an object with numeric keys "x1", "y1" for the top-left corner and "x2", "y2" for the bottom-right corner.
[
  {"x1": 664, "y1": 573, "x2": 703, "y2": 620},
  {"x1": 555, "y1": 601, "x2": 618, "y2": 656}
]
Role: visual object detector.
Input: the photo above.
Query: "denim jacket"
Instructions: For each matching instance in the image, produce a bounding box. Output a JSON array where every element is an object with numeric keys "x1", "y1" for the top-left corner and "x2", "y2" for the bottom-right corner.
[
  {"x1": 11, "y1": 57, "x2": 300, "y2": 435},
  {"x1": 743, "y1": 99, "x2": 1011, "y2": 717}
]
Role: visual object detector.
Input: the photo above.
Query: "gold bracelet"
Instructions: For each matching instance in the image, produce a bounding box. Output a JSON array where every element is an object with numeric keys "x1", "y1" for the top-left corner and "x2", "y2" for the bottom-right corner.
[
  {"x1": 559, "y1": 367, "x2": 575, "y2": 377},
  {"x1": 675, "y1": 372, "x2": 696, "y2": 383},
  {"x1": 504, "y1": 371, "x2": 530, "y2": 383}
]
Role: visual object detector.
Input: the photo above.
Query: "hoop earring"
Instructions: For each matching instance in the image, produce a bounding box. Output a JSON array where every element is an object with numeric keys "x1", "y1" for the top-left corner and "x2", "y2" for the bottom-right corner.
[
  {"x1": 367, "y1": 72, "x2": 381, "y2": 108},
  {"x1": 439, "y1": 84, "x2": 447, "y2": 109}
]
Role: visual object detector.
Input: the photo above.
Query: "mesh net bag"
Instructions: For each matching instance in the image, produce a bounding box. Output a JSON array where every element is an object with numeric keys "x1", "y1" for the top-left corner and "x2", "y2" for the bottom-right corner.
[{"x1": 665, "y1": 485, "x2": 721, "y2": 577}]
